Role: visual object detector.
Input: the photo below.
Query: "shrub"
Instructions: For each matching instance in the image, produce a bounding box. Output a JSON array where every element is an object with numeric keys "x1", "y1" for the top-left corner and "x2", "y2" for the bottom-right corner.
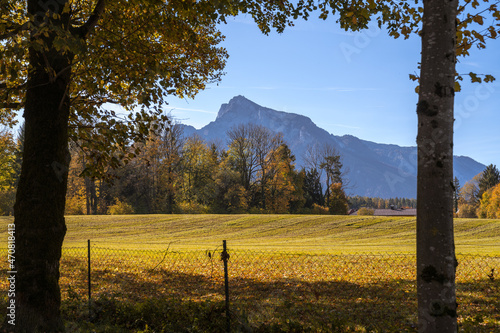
[
  {"x1": 457, "y1": 203, "x2": 478, "y2": 218},
  {"x1": 248, "y1": 207, "x2": 266, "y2": 214},
  {"x1": 107, "y1": 199, "x2": 135, "y2": 215},
  {"x1": 65, "y1": 195, "x2": 86, "y2": 215},
  {"x1": 311, "y1": 203, "x2": 329, "y2": 215},
  {"x1": 174, "y1": 201, "x2": 209, "y2": 214},
  {"x1": 0, "y1": 187, "x2": 15, "y2": 216},
  {"x1": 357, "y1": 207, "x2": 375, "y2": 216},
  {"x1": 62, "y1": 295, "x2": 229, "y2": 332}
]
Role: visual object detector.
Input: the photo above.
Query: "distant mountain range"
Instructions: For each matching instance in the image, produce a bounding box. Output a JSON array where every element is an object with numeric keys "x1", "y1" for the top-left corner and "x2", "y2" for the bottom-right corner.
[{"x1": 180, "y1": 95, "x2": 485, "y2": 199}]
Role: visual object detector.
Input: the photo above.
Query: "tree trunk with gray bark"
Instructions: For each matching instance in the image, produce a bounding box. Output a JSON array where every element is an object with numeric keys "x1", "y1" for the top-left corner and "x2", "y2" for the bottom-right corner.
[{"x1": 416, "y1": 0, "x2": 458, "y2": 331}]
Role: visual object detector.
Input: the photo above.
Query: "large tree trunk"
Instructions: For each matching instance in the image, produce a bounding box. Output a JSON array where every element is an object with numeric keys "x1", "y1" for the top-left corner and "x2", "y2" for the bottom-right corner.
[
  {"x1": 12, "y1": 1, "x2": 72, "y2": 331},
  {"x1": 416, "y1": 0, "x2": 458, "y2": 331}
]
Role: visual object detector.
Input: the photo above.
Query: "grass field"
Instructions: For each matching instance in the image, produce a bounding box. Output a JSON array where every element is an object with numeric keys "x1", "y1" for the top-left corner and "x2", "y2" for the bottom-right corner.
[
  {"x1": 2, "y1": 214, "x2": 499, "y2": 253},
  {"x1": 1, "y1": 215, "x2": 499, "y2": 331}
]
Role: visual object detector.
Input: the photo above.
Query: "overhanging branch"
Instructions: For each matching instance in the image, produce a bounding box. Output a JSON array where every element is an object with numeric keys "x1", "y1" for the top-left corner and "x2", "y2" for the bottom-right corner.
[{"x1": 70, "y1": 0, "x2": 106, "y2": 39}]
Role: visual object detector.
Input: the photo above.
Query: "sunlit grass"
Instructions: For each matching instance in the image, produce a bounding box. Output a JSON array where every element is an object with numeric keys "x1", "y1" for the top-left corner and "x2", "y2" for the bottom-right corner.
[
  {"x1": 1, "y1": 247, "x2": 495, "y2": 332},
  {"x1": 1, "y1": 215, "x2": 499, "y2": 254},
  {"x1": 0, "y1": 212, "x2": 498, "y2": 332}
]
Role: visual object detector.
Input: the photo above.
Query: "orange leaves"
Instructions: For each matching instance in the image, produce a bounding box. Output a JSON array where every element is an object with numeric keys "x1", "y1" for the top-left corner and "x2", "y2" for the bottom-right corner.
[{"x1": 478, "y1": 183, "x2": 500, "y2": 218}]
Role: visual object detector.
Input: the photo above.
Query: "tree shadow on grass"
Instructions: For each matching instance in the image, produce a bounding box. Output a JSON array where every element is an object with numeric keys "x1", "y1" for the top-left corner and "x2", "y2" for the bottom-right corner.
[
  {"x1": 455, "y1": 279, "x2": 500, "y2": 332},
  {"x1": 1, "y1": 257, "x2": 497, "y2": 332},
  {"x1": 60, "y1": 267, "x2": 499, "y2": 332},
  {"x1": 61, "y1": 267, "x2": 420, "y2": 332}
]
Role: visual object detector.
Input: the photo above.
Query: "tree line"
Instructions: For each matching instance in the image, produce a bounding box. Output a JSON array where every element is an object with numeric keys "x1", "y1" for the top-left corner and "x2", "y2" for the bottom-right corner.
[
  {"x1": 62, "y1": 122, "x2": 351, "y2": 215},
  {"x1": 348, "y1": 196, "x2": 417, "y2": 210},
  {"x1": 1, "y1": 122, "x2": 418, "y2": 217},
  {"x1": 2, "y1": 124, "x2": 495, "y2": 218}
]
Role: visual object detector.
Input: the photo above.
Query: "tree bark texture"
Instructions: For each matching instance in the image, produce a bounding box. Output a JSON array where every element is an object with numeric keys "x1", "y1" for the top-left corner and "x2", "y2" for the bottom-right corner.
[
  {"x1": 417, "y1": 0, "x2": 458, "y2": 331},
  {"x1": 12, "y1": 0, "x2": 72, "y2": 331}
]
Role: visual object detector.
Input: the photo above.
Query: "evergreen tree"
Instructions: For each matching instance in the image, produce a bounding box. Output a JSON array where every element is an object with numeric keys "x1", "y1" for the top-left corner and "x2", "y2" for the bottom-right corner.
[{"x1": 303, "y1": 168, "x2": 324, "y2": 208}]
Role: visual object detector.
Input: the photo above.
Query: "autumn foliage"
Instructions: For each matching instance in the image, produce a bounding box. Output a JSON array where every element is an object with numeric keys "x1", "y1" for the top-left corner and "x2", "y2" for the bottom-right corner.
[
  {"x1": 1, "y1": 247, "x2": 496, "y2": 332},
  {"x1": 61, "y1": 124, "x2": 347, "y2": 215},
  {"x1": 477, "y1": 183, "x2": 500, "y2": 219}
]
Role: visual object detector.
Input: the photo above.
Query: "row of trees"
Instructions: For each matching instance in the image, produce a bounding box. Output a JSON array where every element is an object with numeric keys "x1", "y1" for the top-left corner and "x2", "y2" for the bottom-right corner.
[
  {"x1": 3, "y1": 124, "x2": 496, "y2": 219},
  {"x1": 349, "y1": 196, "x2": 417, "y2": 210},
  {"x1": 456, "y1": 164, "x2": 500, "y2": 218},
  {"x1": 62, "y1": 123, "x2": 350, "y2": 215}
]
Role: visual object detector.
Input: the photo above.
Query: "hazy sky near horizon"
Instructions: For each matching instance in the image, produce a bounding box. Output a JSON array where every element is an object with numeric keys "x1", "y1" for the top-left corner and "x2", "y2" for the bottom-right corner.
[{"x1": 167, "y1": 15, "x2": 500, "y2": 169}]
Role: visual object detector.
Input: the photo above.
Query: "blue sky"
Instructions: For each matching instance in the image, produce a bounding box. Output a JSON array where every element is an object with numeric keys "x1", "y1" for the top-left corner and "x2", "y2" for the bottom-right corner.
[{"x1": 168, "y1": 15, "x2": 500, "y2": 170}]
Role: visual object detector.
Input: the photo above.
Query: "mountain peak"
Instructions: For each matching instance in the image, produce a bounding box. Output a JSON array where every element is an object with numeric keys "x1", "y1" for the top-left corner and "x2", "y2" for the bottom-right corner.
[
  {"x1": 187, "y1": 96, "x2": 485, "y2": 198},
  {"x1": 216, "y1": 95, "x2": 260, "y2": 120},
  {"x1": 231, "y1": 95, "x2": 250, "y2": 102}
]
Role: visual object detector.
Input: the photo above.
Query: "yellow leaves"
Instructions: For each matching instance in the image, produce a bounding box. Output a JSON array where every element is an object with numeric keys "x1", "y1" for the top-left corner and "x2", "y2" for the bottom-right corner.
[
  {"x1": 3, "y1": 238, "x2": 486, "y2": 332},
  {"x1": 62, "y1": 3, "x2": 71, "y2": 15},
  {"x1": 477, "y1": 183, "x2": 500, "y2": 218}
]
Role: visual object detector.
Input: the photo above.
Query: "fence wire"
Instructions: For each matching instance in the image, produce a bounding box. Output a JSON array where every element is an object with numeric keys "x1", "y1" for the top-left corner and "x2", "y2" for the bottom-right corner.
[{"x1": 1, "y1": 245, "x2": 499, "y2": 332}]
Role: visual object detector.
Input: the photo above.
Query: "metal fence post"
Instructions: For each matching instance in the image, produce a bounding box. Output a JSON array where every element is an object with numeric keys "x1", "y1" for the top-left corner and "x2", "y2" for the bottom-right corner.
[
  {"x1": 88, "y1": 239, "x2": 91, "y2": 321},
  {"x1": 222, "y1": 240, "x2": 230, "y2": 333}
]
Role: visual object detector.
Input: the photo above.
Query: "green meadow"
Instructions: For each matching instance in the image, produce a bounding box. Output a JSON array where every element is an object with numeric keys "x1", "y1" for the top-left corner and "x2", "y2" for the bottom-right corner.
[{"x1": 1, "y1": 214, "x2": 499, "y2": 254}]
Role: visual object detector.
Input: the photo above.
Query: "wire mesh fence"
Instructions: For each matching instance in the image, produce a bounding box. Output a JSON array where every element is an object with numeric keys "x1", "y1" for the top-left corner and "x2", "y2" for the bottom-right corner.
[{"x1": 1, "y1": 242, "x2": 499, "y2": 332}]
